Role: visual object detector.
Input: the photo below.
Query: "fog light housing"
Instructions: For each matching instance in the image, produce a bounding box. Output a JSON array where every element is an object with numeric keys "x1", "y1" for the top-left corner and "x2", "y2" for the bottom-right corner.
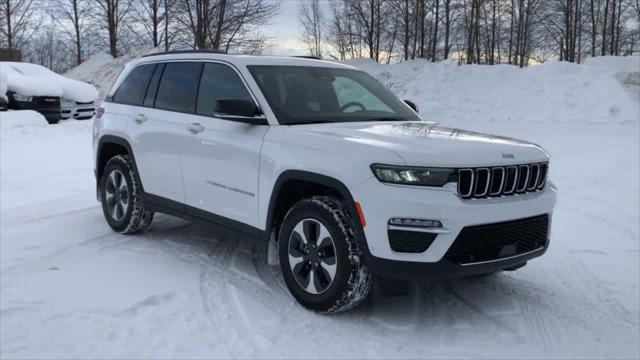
[{"x1": 388, "y1": 218, "x2": 442, "y2": 228}]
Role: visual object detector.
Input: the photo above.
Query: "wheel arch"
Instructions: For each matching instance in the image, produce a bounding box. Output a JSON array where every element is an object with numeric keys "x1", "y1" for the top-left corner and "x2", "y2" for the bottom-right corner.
[
  {"x1": 96, "y1": 135, "x2": 144, "y2": 192},
  {"x1": 265, "y1": 170, "x2": 371, "y2": 258}
]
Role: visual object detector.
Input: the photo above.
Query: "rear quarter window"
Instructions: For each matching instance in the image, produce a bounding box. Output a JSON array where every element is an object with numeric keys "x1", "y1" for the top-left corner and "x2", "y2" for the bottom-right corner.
[{"x1": 112, "y1": 64, "x2": 155, "y2": 105}]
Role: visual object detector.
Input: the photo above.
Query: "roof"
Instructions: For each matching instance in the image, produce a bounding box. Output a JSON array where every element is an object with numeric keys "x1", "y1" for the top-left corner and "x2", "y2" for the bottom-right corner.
[{"x1": 129, "y1": 51, "x2": 356, "y2": 70}]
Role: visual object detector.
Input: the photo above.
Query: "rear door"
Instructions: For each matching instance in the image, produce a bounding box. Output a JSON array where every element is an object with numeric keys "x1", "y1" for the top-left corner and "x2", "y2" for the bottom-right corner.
[
  {"x1": 127, "y1": 62, "x2": 202, "y2": 205},
  {"x1": 182, "y1": 62, "x2": 268, "y2": 229}
]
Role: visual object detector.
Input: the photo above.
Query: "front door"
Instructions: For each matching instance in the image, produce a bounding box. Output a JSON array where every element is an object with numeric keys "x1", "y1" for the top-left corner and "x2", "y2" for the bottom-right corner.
[{"x1": 181, "y1": 62, "x2": 268, "y2": 229}]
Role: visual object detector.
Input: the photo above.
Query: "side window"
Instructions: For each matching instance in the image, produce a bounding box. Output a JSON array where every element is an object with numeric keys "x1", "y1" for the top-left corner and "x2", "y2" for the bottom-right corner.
[
  {"x1": 155, "y1": 62, "x2": 203, "y2": 113},
  {"x1": 196, "y1": 63, "x2": 253, "y2": 116},
  {"x1": 143, "y1": 63, "x2": 164, "y2": 107},
  {"x1": 113, "y1": 64, "x2": 155, "y2": 105}
]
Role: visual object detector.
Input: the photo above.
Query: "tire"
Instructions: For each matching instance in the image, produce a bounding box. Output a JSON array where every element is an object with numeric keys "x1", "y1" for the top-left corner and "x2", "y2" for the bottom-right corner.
[
  {"x1": 278, "y1": 196, "x2": 372, "y2": 313},
  {"x1": 100, "y1": 154, "x2": 154, "y2": 234}
]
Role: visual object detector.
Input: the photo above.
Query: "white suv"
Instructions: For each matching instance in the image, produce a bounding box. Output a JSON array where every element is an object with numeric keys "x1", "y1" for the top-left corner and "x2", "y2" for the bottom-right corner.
[{"x1": 93, "y1": 50, "x2": 557, "y2": 312}]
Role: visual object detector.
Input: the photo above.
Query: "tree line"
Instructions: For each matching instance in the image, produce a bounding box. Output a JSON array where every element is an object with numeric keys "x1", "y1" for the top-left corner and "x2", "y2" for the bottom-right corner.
[
  {"x1": 1, "y1": 0, "x2": 638, "y2": 72},
  {"x1": 300, "y1": 0, "x2": 640, "y2": 65},
  {"x1": 0, "y1": 0, "x2": 281, "y2": 72}
]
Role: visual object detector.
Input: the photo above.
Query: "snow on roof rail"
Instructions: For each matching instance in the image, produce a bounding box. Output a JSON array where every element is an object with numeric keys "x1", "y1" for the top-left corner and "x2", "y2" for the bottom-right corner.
[{"x1": 142, "y1": 49, "x2": 228, "y2": 57}]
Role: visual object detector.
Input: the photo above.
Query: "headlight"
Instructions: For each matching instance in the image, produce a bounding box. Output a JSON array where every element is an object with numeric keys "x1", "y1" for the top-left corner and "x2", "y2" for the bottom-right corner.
[
  {"x1": 12, "y1": 94, "x2": 32, "y2": 102},
  {"x1": 371, "y1": 164, "x2": 456, "y2": 186}
]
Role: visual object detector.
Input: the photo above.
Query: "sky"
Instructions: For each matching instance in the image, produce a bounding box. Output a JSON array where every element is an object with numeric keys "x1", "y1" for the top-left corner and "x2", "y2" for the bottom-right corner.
[{"x1": 261, "y1": 0, "x2": 308, "y2": 55}]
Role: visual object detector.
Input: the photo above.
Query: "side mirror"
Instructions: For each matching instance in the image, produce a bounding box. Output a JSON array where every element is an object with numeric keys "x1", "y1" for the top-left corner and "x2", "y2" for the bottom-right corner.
[
  {"x1": 403, "y1": 99, "x2": 419, "y2": 113},
  {"x1": 215, "y1": 98, "x2": 268, "y2": 125}
]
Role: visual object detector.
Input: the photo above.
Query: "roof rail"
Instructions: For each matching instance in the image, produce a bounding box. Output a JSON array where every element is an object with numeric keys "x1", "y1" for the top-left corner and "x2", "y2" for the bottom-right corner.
[
  {"x1": 142, "y1": 49, "x2": 227, "y2": 58},
  {"x1": 291, "y1": 55, "x2": 321, "y2": 60}
]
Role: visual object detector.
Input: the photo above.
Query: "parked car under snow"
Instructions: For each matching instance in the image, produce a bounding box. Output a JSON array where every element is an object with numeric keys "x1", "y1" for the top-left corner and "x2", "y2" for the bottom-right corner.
[
  {"x1": 0, "y1": 62, "x2": 98, "y2": 124},
  {"x1": 60, "y1": 98, "x2": 97, "y2": 121}
]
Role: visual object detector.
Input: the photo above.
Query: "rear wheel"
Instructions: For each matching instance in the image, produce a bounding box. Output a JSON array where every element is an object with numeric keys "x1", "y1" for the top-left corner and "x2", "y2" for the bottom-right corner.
[
  {"x1": 100, "y1": 155, "x2": 154, "y2": 234},
  {"x1": 279, "y1": 196, "x2": 372, "y2": 313}
]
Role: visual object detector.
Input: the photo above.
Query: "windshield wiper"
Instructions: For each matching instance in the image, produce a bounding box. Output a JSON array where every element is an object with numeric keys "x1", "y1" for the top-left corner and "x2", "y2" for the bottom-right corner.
[{"x1": 360, "y1": 117, "x2": 407, "y2": 122}]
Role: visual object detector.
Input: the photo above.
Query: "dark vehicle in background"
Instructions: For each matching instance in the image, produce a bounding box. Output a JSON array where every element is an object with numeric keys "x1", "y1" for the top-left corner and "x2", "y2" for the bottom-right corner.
[
  {"x1": 7, "y1": 91, "x2": 61, "y2": 124},
  {"x1": 0, "y1": 96, "x2": 7, "y2": 111}
]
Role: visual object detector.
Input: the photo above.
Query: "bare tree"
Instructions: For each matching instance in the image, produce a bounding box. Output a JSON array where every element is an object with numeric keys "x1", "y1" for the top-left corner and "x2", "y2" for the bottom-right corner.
[
  {"x1": 0, "y1": 0, "x2": 39, "y2": 50},
  {"x1": 54, "y1": 0, "x2": 90, "y2": 65},
  {"x1": 298, "y1": 0, "x2": 323, "y2": 57},
  {"x1": 95, "y1": 0, "x2": 132, "y2": 57},
  {"x1": 133, "y1": 0, "x2": 164, "y2": 47},
  {"x1": 176, "y1": 0, "x2": 279, "y2": 52}
]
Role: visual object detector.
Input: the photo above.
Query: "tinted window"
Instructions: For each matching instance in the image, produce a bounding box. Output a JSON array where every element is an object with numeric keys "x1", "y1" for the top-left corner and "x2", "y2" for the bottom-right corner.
[
  {"x1": 196, "y1": 63, "x2": 252, "y2": 116},
  {"x1": 249, "y1": 66, "x2": 420, "y2": 125},
  {"x1": 143, "y1": 63, "x2": 165, "y2": 107},
  {"x1": 113, "y1": 64, "x2": 155, "y2": 105},
  {"x1": 155, "y1": 62, "x2": 203, "y2": 113}
]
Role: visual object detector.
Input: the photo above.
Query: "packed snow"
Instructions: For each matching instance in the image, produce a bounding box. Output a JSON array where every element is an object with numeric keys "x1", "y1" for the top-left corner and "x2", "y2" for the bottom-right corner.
[
  {"x1": 0, "y1": 62, "x2": 99, "y2": 103},
  {"x1": 1, "y1": 55, "x2": 638, "y2": 359},
  {"x1": 0, "y1": 110, "x2": 48, "y2": 134}
]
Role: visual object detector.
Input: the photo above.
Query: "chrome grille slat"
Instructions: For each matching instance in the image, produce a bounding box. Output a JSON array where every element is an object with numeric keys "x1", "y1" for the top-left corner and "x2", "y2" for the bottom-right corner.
[
  {"x1": 458, "y1": 169, "x2": 474, "y2": 198},
  {"x1": 528, "y1": 164, "x2": 540, "y2": 191},
  {"x1": 537, "y1": 163, "x2": 548, "y2": 189},
  {"x1": 504, "y1": 166, "x2": 518, "y2": 194},
  {"x1": 489, "y1": 167, "x2": 505, "y2": 196},
  {"x1": 474, "y1": 168, "x2": 490, "y2": 197},
  {"x1": 516, "y1": 165, "x2": 530, "y2": 193},
  {"x1": 457, "y1": 162, "x2": 548, "y2": 199}
]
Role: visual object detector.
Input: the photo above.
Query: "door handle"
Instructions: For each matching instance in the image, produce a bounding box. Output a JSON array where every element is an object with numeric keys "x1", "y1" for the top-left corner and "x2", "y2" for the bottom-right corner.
[
  {"x1": 187, "y1": 122, "x2": 205, "y2": 134},
  {"x1": 134, "y1": 114, "x2": 147, "y2": 124}
]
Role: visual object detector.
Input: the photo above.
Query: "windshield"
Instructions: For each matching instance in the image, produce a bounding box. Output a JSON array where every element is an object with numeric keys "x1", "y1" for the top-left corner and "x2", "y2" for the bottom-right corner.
[{"x1": 248, "y1": 66, "x2": 421, "y2": 125}]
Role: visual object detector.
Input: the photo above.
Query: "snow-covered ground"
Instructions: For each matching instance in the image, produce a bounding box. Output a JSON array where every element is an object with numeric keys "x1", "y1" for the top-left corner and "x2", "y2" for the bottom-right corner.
[{"x1": 1, "y1": 56, "x2": 639, "y2": 359}]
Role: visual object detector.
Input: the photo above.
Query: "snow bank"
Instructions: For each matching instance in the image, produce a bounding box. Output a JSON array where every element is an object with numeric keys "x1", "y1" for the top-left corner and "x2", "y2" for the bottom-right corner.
[
  {"x1": 0, "y1": 62, "x2": 99, "y2": 103},
  {"x1": 345, "y1": 57, "x2": 640, "y2": 124},
  {"x1": 0, "y1": 69, "x2": 7, "y2": 99},
  {"x1": 64, "y1": 47, "x2": 158, "y2": 99},
  {"x1": 0, "y1": 110, "x2": 48, "y2": 134},
  {"x1": 584, "y1": 55, "x2": 640, "y2": 72}
]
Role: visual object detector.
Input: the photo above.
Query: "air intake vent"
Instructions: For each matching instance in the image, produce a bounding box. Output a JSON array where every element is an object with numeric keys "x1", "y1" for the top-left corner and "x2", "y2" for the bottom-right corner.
[
  {"x1": 444, "y1": 214, "x2": 549, "y2": 264},
  {"x1": 457, "y1": 162, "x2": 548, "y2": 199}
]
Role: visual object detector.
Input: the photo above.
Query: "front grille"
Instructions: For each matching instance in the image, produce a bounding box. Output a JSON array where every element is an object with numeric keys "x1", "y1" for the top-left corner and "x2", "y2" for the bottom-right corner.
[
  {"x1": 388, "y1": 230, "x2": 436, "y2": 253},
  {"x1": 444, "y1": 214, "x2": 549, "y2": 265},
  {"x1": 458, "y1": 162, "x2": 547, "y2": 199},
  {"x1": 34, "y1": 96, "x2": 60, "y2": 107}
]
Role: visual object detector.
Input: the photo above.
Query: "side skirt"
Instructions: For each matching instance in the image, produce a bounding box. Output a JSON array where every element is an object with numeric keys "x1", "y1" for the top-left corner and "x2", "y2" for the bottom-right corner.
[{"x1": 141, "y1": 192, "x2": 268, "y2": 241}]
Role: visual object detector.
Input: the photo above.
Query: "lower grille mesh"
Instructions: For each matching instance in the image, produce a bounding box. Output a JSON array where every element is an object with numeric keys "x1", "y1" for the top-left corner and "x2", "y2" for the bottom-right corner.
[
  {"x1": 445, "y1": 215, "x2": 549, "y2": 264},
  {"x1": 388, "y1": 230, "x2": 436, "y2": 253}
]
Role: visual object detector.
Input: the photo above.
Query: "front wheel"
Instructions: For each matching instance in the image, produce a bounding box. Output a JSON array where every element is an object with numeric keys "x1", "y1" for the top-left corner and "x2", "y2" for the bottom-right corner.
[
  {"x1": 100, "y1": 155, "x2": 154, "y2": 234},
  {"x1": 278, "y1": 196, "x2": 372, "y2": 313}
]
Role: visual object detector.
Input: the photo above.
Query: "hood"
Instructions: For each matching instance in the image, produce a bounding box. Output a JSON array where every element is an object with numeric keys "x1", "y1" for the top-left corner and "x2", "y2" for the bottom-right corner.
[{"x1": 290, "y1": 121, "x2": 549, "y2": 167}]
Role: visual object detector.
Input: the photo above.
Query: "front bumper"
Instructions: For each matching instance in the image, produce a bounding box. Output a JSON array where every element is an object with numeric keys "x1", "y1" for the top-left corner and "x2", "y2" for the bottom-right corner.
[
  {"x1": 352, "y1": 177, "x2": 557, "y2": 279},
  {"x1": 61, "y1": 101, "x2": 96, "y2": 120},
  {"x1": 366, "y1": 247, "x2": 547, "y2": 280}
]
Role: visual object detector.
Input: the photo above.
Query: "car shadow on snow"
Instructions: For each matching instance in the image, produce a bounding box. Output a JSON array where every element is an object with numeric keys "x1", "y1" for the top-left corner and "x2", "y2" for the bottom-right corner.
[{"x1": 133, "y1": 213, "x2": 539, "y2": 326}]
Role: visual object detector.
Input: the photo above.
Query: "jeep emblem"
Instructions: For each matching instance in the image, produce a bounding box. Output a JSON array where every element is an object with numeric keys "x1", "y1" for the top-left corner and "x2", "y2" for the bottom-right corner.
[{"x1": 502, "y1": 153, "x2": 514, "y2": 159}]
